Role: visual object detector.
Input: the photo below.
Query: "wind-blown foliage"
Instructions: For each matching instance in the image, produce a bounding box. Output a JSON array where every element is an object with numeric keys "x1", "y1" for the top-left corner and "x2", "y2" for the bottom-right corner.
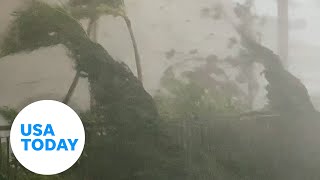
[
  {"x1": 1, "y1": 1, "x2": 319, "y2": 179},
  {"x1": 154, "y1": 38, "x2": 320, "y2": 179},
  {"x1": 0, "y1": 1, "x2": 185, "y2": 179},
  {"x1": 69, "y1": 0, "x2": 124, "y2": 19},
  {"x1": 69, "y1": 0, "x2": 144, "y2": 82},
  {"x1": 154, "y1": 70, "x2": 241, "y2": 179},
  {"x1": 239, "y1": 34, "x2": 315, "y2": 115}
]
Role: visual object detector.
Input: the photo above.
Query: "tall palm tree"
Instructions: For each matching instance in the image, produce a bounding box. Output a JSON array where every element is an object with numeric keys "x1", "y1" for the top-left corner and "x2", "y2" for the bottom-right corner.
[
  {"x1": 0, "y1": 4, "x2": 168, "y2": 178},
  {"x1": 63, "y1": 0, "x2": 143, "y2": 105},
  {"x1": 70, "y1": 0, "x2": 143, "y2": 82}
]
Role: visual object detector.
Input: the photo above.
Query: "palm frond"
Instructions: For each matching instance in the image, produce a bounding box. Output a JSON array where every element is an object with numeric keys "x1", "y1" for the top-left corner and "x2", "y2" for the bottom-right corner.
[{"x1": 0, "y1": 1, "x2": 87, "y2": 57}]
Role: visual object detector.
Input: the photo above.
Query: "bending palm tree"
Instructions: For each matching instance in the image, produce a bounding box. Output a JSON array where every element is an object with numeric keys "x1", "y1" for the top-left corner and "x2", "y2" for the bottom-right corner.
[
  {"x1": 0, "y1": 4, "x2": 175, "y2": 179},
  {"x1": 63, "y1": 0, "x2": 143, "y2": 105},
  {"x1": 1, "y1": 2, "x2": 156, "y2": 121},
  {"x1": 70, "y1": 0, "x2": 143, "y2": 82},
  {"x1": 62, "y1": 0, "x2": 143, "y2": 105}
]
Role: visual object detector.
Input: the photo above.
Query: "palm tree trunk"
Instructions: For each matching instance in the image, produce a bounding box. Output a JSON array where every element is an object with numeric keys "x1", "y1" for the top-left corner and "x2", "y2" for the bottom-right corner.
[
  {"x1": 277, "y1": 0, "x2": 289, "y2": 66},
  {"x1": 87, "y1": 18, "x2": 95, "y2": 37},
  {"x1": 63, "y1": 71, "x2": 80, "y2": 104},
  {"x1": 63, "y1": 19, "x2": 96, "y2": 105},
  {"x1": 88, "y1": 19, "x2": 98, "y2": 109},
  {"x1": 123, "y1": 16, "x2": 143, "y2": 83},
  {"x1": 92, "y1": 20, "x2": 98, "y2": 42}
]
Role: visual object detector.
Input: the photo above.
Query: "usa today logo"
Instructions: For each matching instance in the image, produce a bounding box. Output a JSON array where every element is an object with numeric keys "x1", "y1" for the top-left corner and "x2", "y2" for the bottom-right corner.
[{"x1": 10, "y1": 100, "x2": 85, "y2": 175}]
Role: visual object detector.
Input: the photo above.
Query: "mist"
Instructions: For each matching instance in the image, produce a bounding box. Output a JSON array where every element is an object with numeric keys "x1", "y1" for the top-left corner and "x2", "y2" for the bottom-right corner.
[{"x1": 1, "y1": 0, "x2": 320, "y2": 179}]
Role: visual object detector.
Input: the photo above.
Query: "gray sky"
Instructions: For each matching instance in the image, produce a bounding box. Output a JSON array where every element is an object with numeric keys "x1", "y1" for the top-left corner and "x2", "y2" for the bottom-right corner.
[
  {"x1": 252, "y1": 0, "x2": 320, "y2": 46},
  {"x1": 1, "y1": 0, "x2": 320, "y2": 110}
]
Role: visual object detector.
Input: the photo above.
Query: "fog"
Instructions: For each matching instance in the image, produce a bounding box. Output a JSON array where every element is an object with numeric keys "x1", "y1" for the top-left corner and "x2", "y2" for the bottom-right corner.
[
  {"x1": 1, "y1": 0, "x2": 320, "y2": 179},
  {"x1": 0, "y1": 0, "x2": 317, "y2": 109},
  {"x1": 1, "y1": 0, "x2": 320, "y2": 110}
]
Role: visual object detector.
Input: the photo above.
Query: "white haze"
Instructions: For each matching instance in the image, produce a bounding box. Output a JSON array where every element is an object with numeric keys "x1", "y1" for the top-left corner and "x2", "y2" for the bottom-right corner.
[{"x1": 0, "y1": 0, "x2": 320, "y2": 111}]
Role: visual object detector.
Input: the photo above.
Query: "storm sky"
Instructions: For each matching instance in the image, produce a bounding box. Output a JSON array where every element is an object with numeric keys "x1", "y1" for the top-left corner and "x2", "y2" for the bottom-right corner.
[
  {"x1": 1, "y1": 0, "x2": 320, "y2": 110},
  {"x1": 253, "y1": 0, "x2": 320, "y2": 46}
]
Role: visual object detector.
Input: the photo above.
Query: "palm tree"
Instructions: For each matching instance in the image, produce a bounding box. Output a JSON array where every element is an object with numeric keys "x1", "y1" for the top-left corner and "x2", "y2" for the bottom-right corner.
[
  {"x1": 0, "y1": 1, "x2": 154, "y2": 121},
  {"x1": 62, "y1": 0, "x2": 143, "y2": 105},
  {"x1": 0, "y1": 4, "x2": 168, "y2": 178},
  {"x1": 70, "y1": 0, "x2": 143, "y2": 82}
]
